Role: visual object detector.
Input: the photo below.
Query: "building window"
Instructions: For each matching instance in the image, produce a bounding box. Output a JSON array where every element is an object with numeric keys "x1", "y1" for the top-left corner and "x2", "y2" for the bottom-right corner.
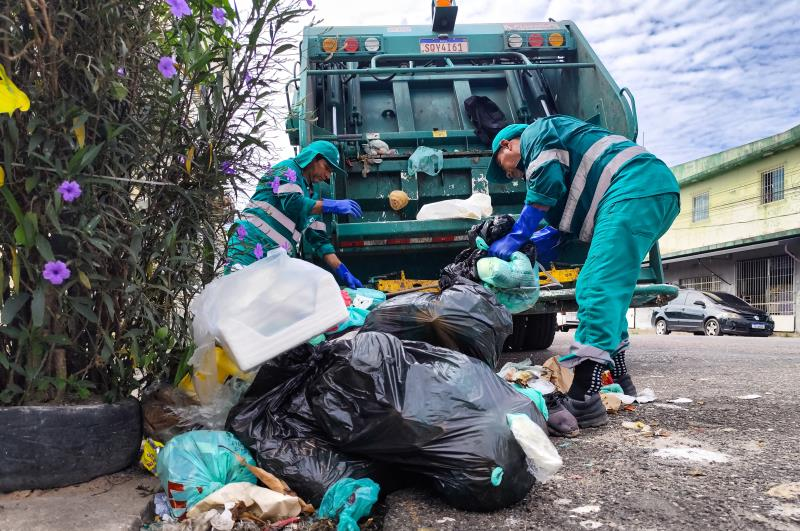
[
  {"x1": 761, "y1": 166, "x2": 784, "y2": 204},
  {"x1": 692, "y1": 192, "x2": 709, "y2": 222},
  {"x1": 679, "y1": 275, "x2": 721, "y2": 292},
  {"x1": 736, "y1": 255, "x2": 795, "y2": 315}
]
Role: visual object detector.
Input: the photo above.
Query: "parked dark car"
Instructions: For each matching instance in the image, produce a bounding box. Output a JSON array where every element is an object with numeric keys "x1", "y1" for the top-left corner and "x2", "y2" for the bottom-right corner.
[{"x1": 651, "y1": 289, "x2": 774, "y2": 337}]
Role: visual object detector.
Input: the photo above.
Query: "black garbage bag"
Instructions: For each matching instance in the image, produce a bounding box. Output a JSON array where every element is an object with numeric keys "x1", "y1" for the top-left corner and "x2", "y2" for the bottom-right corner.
[
  {"x1": 359, "y1": 280, "x2": 512, "y2": 369},
  {"x1": 440, "y1": 215, "x2": 536, "y2": 290},
  {"x1": 225, "y1": 343, "x2": 396, "y2": 505},
  {"x1": 309, "y1": 332, "x2": 546, "y2": 512}
]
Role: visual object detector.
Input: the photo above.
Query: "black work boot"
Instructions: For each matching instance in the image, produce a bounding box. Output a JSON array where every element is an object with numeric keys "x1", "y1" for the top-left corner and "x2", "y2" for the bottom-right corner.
[
  {"x1": 561, "y1": 393, "x2": 609, "y2": 428},
  {"x1": 615, "y1": 373, "x2": 638, "y2": 397},
  {"x1": 544, "y1": 392, "x2": 580, "y2": 438}
]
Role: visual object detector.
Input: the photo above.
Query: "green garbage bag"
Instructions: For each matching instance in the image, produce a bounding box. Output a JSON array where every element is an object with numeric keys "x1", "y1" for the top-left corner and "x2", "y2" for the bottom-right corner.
[
  {"x1": 318, "y1": 478, "x2": 380, "y2": 531},
  {"x1": 156, "y1": 431, "x2": 257, "y2": 519},
  {"x1": 408, "y1": 146, "x2": 444, "y2": 176},
  {"x1": 474, "y1": 237, "x2": 541, "y2": 313}
]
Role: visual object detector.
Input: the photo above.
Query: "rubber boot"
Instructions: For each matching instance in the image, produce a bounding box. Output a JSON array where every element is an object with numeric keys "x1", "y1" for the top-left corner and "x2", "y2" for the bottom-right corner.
[
  {"x1": 615, "y1": 373, "x2": 638, "y2": 397},
  {"x1": 561, "y1": 394, "x2": 609, "y2": 429},
  {"x1": 544, "y1": 392, "x2": 580, "y2": 438}
]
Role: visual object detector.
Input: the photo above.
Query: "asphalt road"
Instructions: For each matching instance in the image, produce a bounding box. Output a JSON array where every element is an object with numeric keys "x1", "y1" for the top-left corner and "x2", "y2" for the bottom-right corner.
[{"x1": 381, "y1": 331, "x2": 800, "y2": 531}]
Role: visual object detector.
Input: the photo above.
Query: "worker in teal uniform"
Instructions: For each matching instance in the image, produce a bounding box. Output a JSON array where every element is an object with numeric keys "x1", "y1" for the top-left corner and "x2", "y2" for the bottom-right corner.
[
  {"x1": 486, "y1": 115, "x2": 680, "y2": 429},
  {"x1": 225, "y1": 140, "x2": 363, "y2": 289}
]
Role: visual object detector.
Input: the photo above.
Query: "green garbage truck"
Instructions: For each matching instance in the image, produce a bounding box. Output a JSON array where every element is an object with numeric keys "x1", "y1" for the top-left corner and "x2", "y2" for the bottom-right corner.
[{"x1": 286, "y1": 3, "x2": 677, "y2": 349}]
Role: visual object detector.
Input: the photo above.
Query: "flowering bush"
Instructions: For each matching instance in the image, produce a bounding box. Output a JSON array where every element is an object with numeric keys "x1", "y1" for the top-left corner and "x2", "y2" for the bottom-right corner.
[{"x1": 0, "y1": 0, "x2": 310, "y2": 404}]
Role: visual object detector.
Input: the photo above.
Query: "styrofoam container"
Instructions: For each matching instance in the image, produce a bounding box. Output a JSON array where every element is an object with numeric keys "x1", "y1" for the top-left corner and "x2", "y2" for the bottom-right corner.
[{"x1": 190, "y1": 248, "x2": 348, "y2": 372}]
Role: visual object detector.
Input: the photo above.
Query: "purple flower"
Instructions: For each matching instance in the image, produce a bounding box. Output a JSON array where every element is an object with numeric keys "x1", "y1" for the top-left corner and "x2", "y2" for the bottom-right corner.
[
  {"x1": 158, "y1": 56, "x2": 177, "y2": 79},
  {"x1": 221, "y1": 161, "x2": 236, "y2": 175},
  {"x1": 253, "y1": 243, "x2": 264, "y2": 260},
  {"x1": 236, "y1": 225, "x2": 247, "y2": 241},
  {"x1": 165, "y1": 0, "x2": 192, "y2": 18},
  {"x1": 57, "y1": 180, "x2": 82, "y2": 202},
  {"x1": 212, "y1": 7, "x2": 226, "y2": 25},
  {"x1": 43, "y1": 260, "x2": 71, "y2": 286},
  {"x1": 116, "y1": 67, "x2": 126, "y2": 77},
  {"x1": 285, "y1": 168, "x2": 297, "y2": 183},
  {"x1": 243, "y1": 71, "x2": 254, "y2": 86},
  {"x1": 271, "y1": 175, "x2": 280, "y2": 194},
  {"x1": 306, "y1": 0, "x2": 313, "y2": 6}
]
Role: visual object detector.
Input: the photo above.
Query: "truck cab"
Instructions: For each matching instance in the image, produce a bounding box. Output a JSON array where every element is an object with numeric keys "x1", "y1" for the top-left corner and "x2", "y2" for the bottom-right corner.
[{"x1": 287, "y1": 4, "x2": 677, "y2": 349}]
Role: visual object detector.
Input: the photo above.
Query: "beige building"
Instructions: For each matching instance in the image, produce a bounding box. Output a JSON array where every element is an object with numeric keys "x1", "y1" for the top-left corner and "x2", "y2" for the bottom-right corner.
[{"x1": 657, "y1": 124, "x2": 800, "y2": 333}]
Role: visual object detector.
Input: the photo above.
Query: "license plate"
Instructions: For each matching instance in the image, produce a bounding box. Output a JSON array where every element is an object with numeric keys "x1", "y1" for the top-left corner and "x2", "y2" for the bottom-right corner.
[
  {"x1": 752, "y1": 323, "x2": 766, "y2": 329},
  {"x1": 419, "y1": 38, "x2": 468, "y2": 53}
]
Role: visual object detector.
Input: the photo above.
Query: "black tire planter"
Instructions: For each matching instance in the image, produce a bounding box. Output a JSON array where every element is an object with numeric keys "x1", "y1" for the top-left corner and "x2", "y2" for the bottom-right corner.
[{"x1": 0, "y1": 398, "x2": 142, "y2": 492}]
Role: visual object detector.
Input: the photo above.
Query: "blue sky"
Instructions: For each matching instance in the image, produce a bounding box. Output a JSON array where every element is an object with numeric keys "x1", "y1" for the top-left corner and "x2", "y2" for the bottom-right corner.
[{"x1": 288, "y1": 0, "x2": 800, "y2": 166}]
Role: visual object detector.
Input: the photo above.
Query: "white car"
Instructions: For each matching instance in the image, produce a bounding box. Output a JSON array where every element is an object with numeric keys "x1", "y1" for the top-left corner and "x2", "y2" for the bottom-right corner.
[{"x1": 557, "y1": 311, "x2": 579, "y2": 332}]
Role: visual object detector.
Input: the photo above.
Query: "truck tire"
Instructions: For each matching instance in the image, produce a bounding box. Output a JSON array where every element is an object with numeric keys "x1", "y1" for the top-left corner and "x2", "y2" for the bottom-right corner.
[
  {"x1": 504, "y1": 314, "x2": 557, "y2": 351},
  {"x1": 0, "y1": 398, "x2": 142, "y2": 492}
]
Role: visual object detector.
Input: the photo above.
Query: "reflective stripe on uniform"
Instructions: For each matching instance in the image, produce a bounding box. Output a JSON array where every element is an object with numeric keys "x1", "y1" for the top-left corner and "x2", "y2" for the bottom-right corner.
[
  {"x1": 247, "y1": 200, "x2": 302, "y2": 242},
  {"x1": 578, "y1": 145, "x2": 647, "y2": 241},
  {"x1": 307, "y1": 220, "x2": 326, "y2": 232},
  {"x1": 241, "y1": 212, "x2": 297, "y2": 251},
  {"x1": 276, "y1": 183, "x2": 303, "y2": 194},
  {"x1": 525, "y1": 149, "x2": 570, "y2": 179},
  {"x1": 559, "y1": 134, "x2": 629, "y2": 233}
]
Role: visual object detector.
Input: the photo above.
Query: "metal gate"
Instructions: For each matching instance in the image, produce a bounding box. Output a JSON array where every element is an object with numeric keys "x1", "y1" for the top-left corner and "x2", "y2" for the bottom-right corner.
[
  {"x1": 736, "y1": 255, "x2": 795, "y2": 315},
  {"x1": 679, "y1": 275, "x2": 722, "y2": 292}
]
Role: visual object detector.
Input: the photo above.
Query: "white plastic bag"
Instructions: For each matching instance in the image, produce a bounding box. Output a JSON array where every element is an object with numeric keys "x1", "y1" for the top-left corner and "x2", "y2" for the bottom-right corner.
[
  {"x1": 189, "y1": 248, "x2": 348, "y2": 372},
  {"x1": 416, "y1": 193, "x2": 492, "y2": 221},
  {"x1": 507, "y1": 413, "x2": 563, "y2": 483}
]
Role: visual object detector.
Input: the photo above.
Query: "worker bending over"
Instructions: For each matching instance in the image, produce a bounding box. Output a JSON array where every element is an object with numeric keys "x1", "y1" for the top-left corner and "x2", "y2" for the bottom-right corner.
[
  {"x1": 486, "y1": 115, "x2": 680, "y2": 428},
  {"x1": 226, "y1": 141, "x2": 363, "y2": 289}
]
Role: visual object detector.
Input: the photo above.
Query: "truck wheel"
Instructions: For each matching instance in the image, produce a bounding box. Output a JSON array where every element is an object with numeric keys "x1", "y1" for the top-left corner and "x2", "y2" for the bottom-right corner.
[{"x1": 523, "y1": 313, "x2": 557, "y2": 350}]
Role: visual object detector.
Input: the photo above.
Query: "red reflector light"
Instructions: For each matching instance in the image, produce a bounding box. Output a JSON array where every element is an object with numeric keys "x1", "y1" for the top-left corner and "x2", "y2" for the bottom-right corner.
[
  {"x1": 343, "y1": 37, "x2": 359, "y2": 53},
  {"x1": 528, "y1": 33, "x2": 544, "y2": 47}
]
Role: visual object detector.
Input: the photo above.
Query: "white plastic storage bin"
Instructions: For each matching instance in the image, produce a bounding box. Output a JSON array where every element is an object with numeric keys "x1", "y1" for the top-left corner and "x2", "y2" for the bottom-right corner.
[{"x1": 190, "y1": 249, "x2": 348, "y2": 372}]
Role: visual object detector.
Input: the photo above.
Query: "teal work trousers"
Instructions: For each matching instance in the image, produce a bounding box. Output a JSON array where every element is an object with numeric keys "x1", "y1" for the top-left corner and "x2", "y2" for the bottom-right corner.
[{"x1": 559, "y1": 192, "x2": 680, "y2": 368}]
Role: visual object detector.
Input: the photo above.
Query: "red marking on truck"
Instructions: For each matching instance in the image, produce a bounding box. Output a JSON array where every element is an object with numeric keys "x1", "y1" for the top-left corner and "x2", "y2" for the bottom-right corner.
[{"x1": 338, "y1": 234, "x2": 467, "y2": 248}]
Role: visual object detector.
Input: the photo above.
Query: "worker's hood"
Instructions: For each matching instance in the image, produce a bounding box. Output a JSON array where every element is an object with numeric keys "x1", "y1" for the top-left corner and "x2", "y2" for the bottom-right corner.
[
  {"x1": 294, "y1": 140, "x2": 346, "y2": 176},
  {"x1": 486, "y1": 123, "x2": 528, "y2": 184}
]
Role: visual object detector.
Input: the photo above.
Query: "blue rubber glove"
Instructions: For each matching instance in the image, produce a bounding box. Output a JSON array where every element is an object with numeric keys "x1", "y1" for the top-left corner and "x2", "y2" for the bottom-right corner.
[
  {"x1": 489, "y1": 204, "x2": 546, "y2": 261},
  {"x1": 530, "y1": 226, "x2": 560, "y2": 267},
  {"x1": 335, "y1": 263, "x2": 363, "y2": 289},
  {"x1": 322, "y1": 199, "x2": 362, "y2": 218}
]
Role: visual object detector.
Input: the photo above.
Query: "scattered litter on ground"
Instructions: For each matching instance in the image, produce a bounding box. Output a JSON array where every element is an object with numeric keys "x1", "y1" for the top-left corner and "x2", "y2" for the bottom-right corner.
[
  {"x1": 653, "y1": 447, "x2": 730, "y2": 463},
  {"x1": 635, "y1": 388, "x2": 657, "y2": 403},
  {"x1": 667, "y1": 398, "x2": 693, "y2": 404},
  {"x1": 554, "y1": 498, "x2": 572, "y2": 505},
  {"x1": 570, "y1": 505, "x2": 601, "y2": 514},
  {"x1": 653, "y1": 403, "x2": 686, "y2": 410},
  {"x1": 765, "y1": 482, "x2": 800, "y2": 500},
  {"x1": 436, "y1": 517, "x2": 456, "y2": 523},
  {"x1": 318, "y1": 478, "x2": 380, "y2": 531},
  {"x1": 579, "y1": 521, "x2": 604, "y2": 529},
  {"x1": 621, "y1": 421, "x2": 669, "y2": 437},
  {"x1": 687, "y1": 468, "x2": 707, "y2": 477},
  {"x1": 736, "y1": 394, "x2": 762, "y2": 400}
]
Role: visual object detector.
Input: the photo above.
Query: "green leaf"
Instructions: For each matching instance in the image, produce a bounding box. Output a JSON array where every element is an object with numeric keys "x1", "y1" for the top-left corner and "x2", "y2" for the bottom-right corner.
[
  {"x1": 78, "y1": 270, "x2": 92, "y2": 289},
  {"x1": 25, "y1": 176, "x2": 40, "y2": 193},
  {"x1": 31, "y1": 287, "x2": 45, "y2": 328},
  {"x1": 80, "y1": 143, "x2": 104, "y2": 170},
  {"x1": 1, "y1": 186, "x2": 25, "y2": 226},
  {"x1": 13, "y1": 225, "x2": 27, "y2": 246},
  {"x1": 71, "y1": 299, "x2": 99, "y2": 323},
  {"x1": 110, "y1": 81, "x2": 128, "y2": 101},
  {"x1": 1, "y1": 293, "x2": 30, "y2": 325},
  {"x1": 273, "y1": 43, "x2": 294, "y2": 56},
  {"x1": 35, "y1": 235, "x2": 55, "y2": 261}
]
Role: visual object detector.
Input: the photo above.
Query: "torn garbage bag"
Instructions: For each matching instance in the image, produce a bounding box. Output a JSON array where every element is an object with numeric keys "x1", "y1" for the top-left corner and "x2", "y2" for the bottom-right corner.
[
  {"x1": 308, "y1": 332, "x2": 547, "y2": 512},
  {"x1": 225, "y1": 343, "x2": 394, "y2": 506},
  {"x1": 408, "y1": 146, "x2": 444, "y2": 177},
  {"x1": 359, "y1": 280, "x2": 512, "y2": 369}
]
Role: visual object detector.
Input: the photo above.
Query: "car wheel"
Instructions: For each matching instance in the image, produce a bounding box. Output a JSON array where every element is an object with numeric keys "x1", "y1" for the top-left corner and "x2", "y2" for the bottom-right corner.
[
  {"x1": 704, "y1": 318, "x2": 722, "y2": 336},
  {"x1": 655, "y1": 318, "x2": 670, "y2": 335}
]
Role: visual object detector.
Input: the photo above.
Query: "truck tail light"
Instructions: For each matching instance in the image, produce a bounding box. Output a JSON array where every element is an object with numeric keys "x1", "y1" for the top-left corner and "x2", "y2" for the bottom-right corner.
[
  {"x1": 548, "y1": 33, "x2": 565, "y2": 47},
  {"x1": 343, "y1": 37, "x2": 359, "y2": 53},
  {"x1": 507, "y1": 33, "x2": 523, "y2": 48},
  {"x1": 364, "y1": 37, "x2": 380, "y2": 52},
  {"x1": 528, "y1": 33, "x2": 544, "y2": 47},
  {"x1": 322, "y1": 37, "x2": 338, "y2": 53}
]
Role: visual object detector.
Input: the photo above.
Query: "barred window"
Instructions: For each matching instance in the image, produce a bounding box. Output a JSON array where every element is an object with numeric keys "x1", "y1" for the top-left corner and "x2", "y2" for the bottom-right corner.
[
  {"x1": 761, "y1": 166, "x2": 784, "y2": 204},
  {"x1": 736, "y1": 255, "x2": 795, "y2": 315},
  {"x1": 692, "y1": 192, "x2": 709, "y2": 222},
  {"x1": 679, "y1": 275, "x2": 721, "y2": 292}
]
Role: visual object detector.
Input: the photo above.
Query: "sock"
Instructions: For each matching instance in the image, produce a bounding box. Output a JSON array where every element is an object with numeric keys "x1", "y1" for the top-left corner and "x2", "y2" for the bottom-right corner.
[
  {"x1": 568, "y1": 361, "x2": 604, "y2": 400},
  {"x1": 611, "y1": 350, "x2": 628, "y2": 379}
]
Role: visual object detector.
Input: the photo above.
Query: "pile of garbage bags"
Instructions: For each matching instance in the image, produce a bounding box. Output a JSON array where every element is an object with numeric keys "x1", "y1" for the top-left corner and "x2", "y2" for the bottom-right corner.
[{"x1": 226, "y1": 331, "x2": 551, "y2": 512}]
